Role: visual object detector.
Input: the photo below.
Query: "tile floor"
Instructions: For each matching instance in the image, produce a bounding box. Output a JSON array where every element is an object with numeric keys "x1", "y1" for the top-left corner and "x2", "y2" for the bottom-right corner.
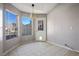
[{"x1": 6, "y1": 42, "x2": 79, "y2": 56}]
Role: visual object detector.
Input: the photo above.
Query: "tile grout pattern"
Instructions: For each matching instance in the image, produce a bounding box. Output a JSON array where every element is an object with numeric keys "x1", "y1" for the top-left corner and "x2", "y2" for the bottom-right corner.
[{"x1": 6, "y1": 42, "x2": 79, "y2": 56}]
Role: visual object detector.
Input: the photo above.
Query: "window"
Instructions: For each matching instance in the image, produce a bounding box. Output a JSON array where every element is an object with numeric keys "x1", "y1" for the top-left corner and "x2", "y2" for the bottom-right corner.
[
  {"x1": 21, "y1": 16, "x2": 32, "y2": 36},
  {"x1": 5, "y1": 10, "x2": 17, "y2": 40},
  {"x1": 38, "y1": 20, "x2": 44, "y2": 31}
]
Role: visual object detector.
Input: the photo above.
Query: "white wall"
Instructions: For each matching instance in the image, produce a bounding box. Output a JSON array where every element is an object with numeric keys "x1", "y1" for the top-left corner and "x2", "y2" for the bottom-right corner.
[
  {"x1": 47, "y1": 3, "x2": 79, "y2": 51},
  {"x1": 0, "y1": 3, "x2": 3, "y2": 55}
]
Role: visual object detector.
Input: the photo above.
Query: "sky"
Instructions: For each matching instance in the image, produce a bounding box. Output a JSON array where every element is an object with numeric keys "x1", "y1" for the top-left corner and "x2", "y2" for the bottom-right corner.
[
  {"x1": 21, "y1": 16, "x2": 32, "y2": 25},
  {"x1": 5, "y1": 11, "x2": 16, "y2": 24},
  {"x1": 5, "y1": 11, "x2": 32, "y2": 25}
]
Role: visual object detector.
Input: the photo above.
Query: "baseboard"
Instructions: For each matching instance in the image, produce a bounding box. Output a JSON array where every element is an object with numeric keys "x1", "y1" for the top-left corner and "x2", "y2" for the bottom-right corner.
[
  {"x1": 3, "y1": 43, "x2": 21, "y2": 56},
  {"x1": 36, "y1": 40, "x2": 46, "y2": 42},
  {"x1": 46, "y1": 41, "x2": 79, "y2": 53}
]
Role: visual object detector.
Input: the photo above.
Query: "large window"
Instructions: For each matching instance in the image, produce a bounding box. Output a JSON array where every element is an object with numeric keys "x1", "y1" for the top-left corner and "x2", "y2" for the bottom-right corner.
[
  {"x1": 5, "y1": 10, "x2": 17, "y2": 40},
  {"x1": 21, "y1": 16, "x2": 32, "y2": 36}
]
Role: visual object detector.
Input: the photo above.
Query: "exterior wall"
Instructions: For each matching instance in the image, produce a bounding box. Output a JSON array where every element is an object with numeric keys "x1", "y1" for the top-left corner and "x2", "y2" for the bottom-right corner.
[{"x1": 47, "y1": 3, "x2": 79, "y2": 51}]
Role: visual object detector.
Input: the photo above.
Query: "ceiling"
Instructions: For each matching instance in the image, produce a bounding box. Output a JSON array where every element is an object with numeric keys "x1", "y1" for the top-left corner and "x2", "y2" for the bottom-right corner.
[{"x1": 12, "y1": 3, "x2": 57, "y2": 14}]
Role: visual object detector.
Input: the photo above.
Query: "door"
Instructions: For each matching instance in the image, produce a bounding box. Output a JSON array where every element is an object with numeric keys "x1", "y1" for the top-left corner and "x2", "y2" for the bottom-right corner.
[{"x1": 35, "y1": 17, "x2": 46, "y2": 41}]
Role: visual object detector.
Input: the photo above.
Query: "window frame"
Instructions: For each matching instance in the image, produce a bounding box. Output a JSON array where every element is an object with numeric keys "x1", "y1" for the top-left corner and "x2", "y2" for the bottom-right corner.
[
  {"x1": 4, "y1": 9, "x2": 18, "y2": 40},
  {"x1": 21, "y1": 16, "x2": 32, "y2": 36}
]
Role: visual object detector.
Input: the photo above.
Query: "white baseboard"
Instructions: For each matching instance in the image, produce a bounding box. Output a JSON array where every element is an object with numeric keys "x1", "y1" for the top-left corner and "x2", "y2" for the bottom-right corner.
[
  {"x1": 46, "y1": 41, "x2": 79, "y2": 53},
  {"x1": 3, "y1": 43, "x2": 20, "y2": 56}
]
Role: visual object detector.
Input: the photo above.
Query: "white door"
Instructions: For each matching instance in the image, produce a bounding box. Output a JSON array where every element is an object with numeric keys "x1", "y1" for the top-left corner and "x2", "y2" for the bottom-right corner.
[{"x1": 35, "y1": 17, "x2": 46, "y2": 41}]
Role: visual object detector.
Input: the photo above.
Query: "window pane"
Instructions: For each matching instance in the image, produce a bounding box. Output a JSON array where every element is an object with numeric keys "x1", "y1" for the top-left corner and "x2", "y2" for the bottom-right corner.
[
  {"x1": 22, "y1": 16, "x2": 32, "y2": 36},
  {"x1": 5, "y1": 11, "x2": 17, "y2": 40}
]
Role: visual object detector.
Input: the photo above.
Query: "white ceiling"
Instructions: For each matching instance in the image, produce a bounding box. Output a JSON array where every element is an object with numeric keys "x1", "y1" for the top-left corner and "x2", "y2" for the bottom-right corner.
[{"x1": 12, "y1": 3, "x2": 57, "y2": 14}]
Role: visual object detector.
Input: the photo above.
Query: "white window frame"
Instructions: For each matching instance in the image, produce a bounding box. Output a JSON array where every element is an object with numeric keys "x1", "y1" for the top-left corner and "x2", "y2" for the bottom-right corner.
[{"x1": 4, "y1": 9, "x2": 18, "y2": 40}]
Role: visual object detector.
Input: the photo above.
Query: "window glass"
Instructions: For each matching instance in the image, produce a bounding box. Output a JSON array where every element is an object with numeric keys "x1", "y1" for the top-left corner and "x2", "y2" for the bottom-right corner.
[
  {"x1": 21, "y1": 16, "x2": 32, "y2": 35},
  {"x1": 5, "y1": 10, "x2": 17, "y2": 40}
]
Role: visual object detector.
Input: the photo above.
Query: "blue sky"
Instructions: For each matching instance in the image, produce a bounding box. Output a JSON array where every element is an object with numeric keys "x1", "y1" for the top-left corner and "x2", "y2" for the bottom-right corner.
[
  {"x1": 5, "y1": 11, "x2": 32, "y2": 25},
  {"x1": 21, "y1": 16, "x2": 32, "y2": 25},
  {"x1": 5, "y1": 11, "x2": 16, "y2": 24}
]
